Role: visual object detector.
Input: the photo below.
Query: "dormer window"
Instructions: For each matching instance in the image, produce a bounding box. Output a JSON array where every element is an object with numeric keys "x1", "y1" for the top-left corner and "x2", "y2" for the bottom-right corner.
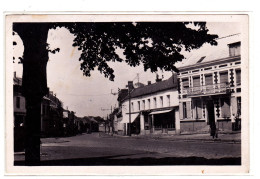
[{"x1": 228, "y1": 42, "x2": 241, "y2": 57}]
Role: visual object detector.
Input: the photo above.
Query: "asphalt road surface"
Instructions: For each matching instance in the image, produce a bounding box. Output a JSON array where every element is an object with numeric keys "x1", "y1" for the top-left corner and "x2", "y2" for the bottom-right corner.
[{"x1": 14, "y1": 133, "x2": 241, "y2": 166}]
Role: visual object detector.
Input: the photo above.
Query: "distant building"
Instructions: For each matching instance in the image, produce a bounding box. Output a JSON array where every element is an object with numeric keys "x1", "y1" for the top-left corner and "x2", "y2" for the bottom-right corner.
[
  {"x1": 177, "y1": 34, "x2": 241, "y2": 133},
  {"x1": 41, "y1": 91, "x2": 64, "y2": 137},
  {"x1": 13, "y1": 72, "x2": 26, "y2": 127},
  {"x1": 119, "y1": 74, "x2": 180, "y2": 135}
]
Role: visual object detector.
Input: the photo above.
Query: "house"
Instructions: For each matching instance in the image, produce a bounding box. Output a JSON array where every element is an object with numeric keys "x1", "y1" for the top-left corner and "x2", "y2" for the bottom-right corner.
[
  {"x1": 41, "y1": 91, "x2": 64, "y2": 137},
  {"x1": 13, "y1": 72, "x2": 26, "y2": 151},
  {"x1": 176, "y1": 34, "x2": 241, "y2": 133},
  {"x1": 13, "y1": 72, "x2": 26, "y2": 127},
  {"x1": 119, "y1": 74, "x2": 180, "y2": 135}
]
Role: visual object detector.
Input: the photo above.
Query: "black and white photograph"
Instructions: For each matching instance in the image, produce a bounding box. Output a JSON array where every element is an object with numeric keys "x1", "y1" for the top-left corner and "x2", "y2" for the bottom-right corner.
[{"x1": 5, "y1": 14, "x2": 249, "y2": 174}]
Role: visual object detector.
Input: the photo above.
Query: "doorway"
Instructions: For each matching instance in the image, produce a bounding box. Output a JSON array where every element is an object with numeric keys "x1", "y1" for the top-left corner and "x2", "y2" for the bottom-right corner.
[{"x1": 206, "y1": 100, "x2": 215, "y2": 126}]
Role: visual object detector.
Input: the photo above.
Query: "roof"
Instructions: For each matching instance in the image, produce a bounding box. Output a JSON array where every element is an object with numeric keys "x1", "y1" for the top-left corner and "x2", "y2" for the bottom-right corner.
[
  {"x1": 123, "y1": 75, "x2": 177, "y2": 100},
  {"x1": 176, "y1": 33, "x2": 241, "y2": 70}
]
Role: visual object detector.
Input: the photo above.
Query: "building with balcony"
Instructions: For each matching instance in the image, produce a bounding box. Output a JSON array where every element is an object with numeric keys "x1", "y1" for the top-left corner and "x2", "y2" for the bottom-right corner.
[
  {"x1": 119, "y1": 74, "x2": 180, "y2": 135},
  {"x1": 177, "y1": 34, "x2": 241, "y2": 133}
]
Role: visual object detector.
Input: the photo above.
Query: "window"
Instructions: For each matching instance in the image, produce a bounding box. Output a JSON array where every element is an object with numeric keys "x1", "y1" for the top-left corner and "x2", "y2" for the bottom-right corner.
[
  {"x1": 205, "y1": 74, "x2": 213, "y2": 85},
  {"x1": 153, "y1": 97, "x2": 157, "y2": 108},
  {"x1": 237, "y1": 97, "x2": 241, "y2": 116},
  {"x1": 16, "y1": 97, "x2": 20, "y2": 108},
  {"x1": 160, "y1": 96, "x2": 163, "y2": 107},
  {"x1": 131, "y1": 102, "x2": 134, "y2": 112},
  {"x1": 167, "y1": 95, "x2": 170, "y2": 106},
  {"x1": 183, "y1": 102, "x2": 187, "y2": 119},
  {"x1": 193, "y1": 76, "x2": 200, "y2": 87},
  {"x1": 138, "y1": 101, "x2": 140, "y2": 111},
  {"x1": 219, "y1": 71, "x2": 229, "y2": 84},
  {"x1": 236, "y1": 69, "x2": 241, "y2": 85},
  {"x1": 147, "y1": 99, "x2": 151, "y2": 109},
  {"x1": 193, "y1": 100, "x2": 202, "y2": 119},
  {"x1": 182, "y1": 78, "x2": 189, "y2": 89},
  {"x1": 221, "y1": 98, "x2": 231, "y2": 118},
  {"x1": 142, "y1": 100, "x2": 145, "y2": 110},
  {"x1": 228, "y1": 42, "x2": 241, "y2": 57}
]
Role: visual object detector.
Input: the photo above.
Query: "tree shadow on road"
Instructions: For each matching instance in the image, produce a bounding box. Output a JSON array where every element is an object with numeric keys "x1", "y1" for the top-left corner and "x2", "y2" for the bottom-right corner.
[{"x1": 14, "y1": 155, "x2": 241, "y2": 166}]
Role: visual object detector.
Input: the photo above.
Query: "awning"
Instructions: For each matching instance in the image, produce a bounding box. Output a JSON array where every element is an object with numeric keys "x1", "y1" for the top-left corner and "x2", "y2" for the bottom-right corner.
[
  {"x1": 131, "y1": 114, "x2": 140, "y2": 123},
  {"x1": 149, "y1": 109, "x2": 173, "y2": 115}
]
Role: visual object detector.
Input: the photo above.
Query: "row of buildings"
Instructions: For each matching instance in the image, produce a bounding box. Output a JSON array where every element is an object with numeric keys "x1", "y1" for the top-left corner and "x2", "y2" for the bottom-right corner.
[
  {"x1": 112, "y1": 34, "x2": 242, "y2": 136},
  {"x1": 13, "y1": 72, "x2": 104, "y2": 151}
]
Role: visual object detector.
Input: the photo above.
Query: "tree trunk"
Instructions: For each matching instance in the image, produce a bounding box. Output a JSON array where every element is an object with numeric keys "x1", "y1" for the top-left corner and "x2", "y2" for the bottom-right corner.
[{"x1": 13, "y1": 23, "x2": 50, "y2": 165}]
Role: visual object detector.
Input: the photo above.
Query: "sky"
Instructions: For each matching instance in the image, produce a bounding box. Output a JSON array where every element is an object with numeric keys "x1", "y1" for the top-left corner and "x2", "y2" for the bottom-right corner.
[{"x1": 13, "y1": 22, "x2": 242, "y2": 118}]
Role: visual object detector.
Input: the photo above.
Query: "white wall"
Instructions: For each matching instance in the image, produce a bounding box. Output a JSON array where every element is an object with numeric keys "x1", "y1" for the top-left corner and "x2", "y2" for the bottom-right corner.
[{"x1": 120, "y1": 89, "x2": 179, "y2": 124}]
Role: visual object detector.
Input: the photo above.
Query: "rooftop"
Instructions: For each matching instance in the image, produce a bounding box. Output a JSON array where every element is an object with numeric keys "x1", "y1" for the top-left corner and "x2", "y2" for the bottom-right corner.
[
  {"x1": 176, "y1": 33, "x2": 241, "y2": 70},
  {"x1": 123, "y1": 74, "x2": 177, "y2": 101}
]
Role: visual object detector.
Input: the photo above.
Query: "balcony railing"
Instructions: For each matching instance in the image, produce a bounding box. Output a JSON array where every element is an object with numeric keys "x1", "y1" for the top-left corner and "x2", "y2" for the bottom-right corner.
[{"x1": 183, "y1": 83, "x2": 230, "y2": 96}]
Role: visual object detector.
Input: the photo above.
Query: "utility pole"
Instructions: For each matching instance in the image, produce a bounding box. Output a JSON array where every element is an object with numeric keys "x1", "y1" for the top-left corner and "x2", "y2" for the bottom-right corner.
[{"x1": 128, "y1": 86, "x2": 131, "y2": 136}]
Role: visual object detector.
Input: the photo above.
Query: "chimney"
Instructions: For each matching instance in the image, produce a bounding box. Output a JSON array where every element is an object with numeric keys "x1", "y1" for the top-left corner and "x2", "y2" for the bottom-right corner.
[
  {"x1": 155, "y1": 74, "x2": 162, "y2": 82},
  {"x1": 147, "y1": 81, "x2": 151, "y2": 85},
  {"x1": 127, "y1": 81, "x2": 134, "y2": 92}
]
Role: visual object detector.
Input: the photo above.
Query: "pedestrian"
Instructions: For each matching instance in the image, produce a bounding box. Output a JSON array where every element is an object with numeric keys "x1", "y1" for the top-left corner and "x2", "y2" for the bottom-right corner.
[{"x1": 210, "y1": 123, "x2": 217, "y2": 139}]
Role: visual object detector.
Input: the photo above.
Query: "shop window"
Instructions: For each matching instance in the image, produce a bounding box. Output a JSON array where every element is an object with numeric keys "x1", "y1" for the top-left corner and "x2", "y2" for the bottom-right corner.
[{"x1": 221, "y1": 98, "x2": 231, "y2": 118}]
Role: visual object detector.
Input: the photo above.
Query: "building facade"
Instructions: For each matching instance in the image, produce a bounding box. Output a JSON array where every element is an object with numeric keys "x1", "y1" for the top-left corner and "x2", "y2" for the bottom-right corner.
[
  {"x1": 177, "y1": 34, "x2": 241, "y2": 133},
  {"x1": 119, "y1": 74, "x2": 180, "y2": 135}
]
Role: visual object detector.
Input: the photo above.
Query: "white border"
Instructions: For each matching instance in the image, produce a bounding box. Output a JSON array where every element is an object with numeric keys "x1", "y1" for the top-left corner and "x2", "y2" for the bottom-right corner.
[{"x1": 5, "y1": 13, "x2": 249, "y2": 175}]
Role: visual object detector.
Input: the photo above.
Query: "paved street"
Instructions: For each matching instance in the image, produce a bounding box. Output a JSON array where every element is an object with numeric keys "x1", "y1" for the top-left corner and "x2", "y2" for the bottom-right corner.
[{"x1": 14, "y1": 132, "x2": 241, "y2": 165}]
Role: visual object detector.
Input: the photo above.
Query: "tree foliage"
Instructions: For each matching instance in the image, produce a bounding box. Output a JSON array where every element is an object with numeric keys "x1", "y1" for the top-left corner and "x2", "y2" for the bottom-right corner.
[
  {"x1": 14, "y1": 22, "x2": 218, "y2": 81},
  {"x1": 52, "y1": 22, "x2": 218, "y2": 81}
]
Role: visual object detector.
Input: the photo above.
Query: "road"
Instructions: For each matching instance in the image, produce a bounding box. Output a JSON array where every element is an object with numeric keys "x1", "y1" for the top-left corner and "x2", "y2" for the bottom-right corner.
[{"x1": 14, "y1": 133, "x2": 241, "y2": 165}]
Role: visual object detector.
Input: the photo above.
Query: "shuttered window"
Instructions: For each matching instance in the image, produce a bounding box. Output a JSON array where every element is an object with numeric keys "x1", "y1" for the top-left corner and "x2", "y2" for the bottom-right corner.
[
  {"x1": 221, "y1": 98, "x2": 231, "y2": 118},
  {"x1": 183, "y1": 102, "x2": 187, "y2": 118},
  {"x1": 194, "y1": 100, "x2": 202, "y2": 119},
  {"x1": 193, "y1": 76, "x2": 200, "y2": 87},
  {"x1": 182, "y1": 78, "x2": 189, "y2": 89},
  {"x1": 236, "y1": 69, "x2": 241, "y2": 85},
  {"x1": 179, "y1": 102, "x2": 183, "y2": 119},
  {"x1": 205, "y1": 74, "x2": 213, "y2": 85},
  {"x1": 220, "y1": 71, "x2": 229, "y2": 84},
  {"x1": 186, "y1": 101, "x2": 191, "y2": 118}
]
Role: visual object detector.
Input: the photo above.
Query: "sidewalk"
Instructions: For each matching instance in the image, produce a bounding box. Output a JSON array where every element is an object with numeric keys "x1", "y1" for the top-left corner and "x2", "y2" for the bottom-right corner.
[{"x1": 111, "y1": 131, "x2": 241, "y2": 144}]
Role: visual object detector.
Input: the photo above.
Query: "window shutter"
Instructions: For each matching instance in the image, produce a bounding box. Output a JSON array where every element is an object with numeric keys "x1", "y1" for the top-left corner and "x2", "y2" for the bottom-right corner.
[
  {"x1": 197, "y1": 101, "x2": 202, "y2": 119},
  {"x1": 221, "y1": 98, "x2": 231, "y2": 118},
  {"x1": 193, "y1": 76, "x2": 200, "y2": 87},
  {"x1": 182, "y1": 78, "x2": 189, "y2": 88},
  {"x1": 187, "y1": 101, "x2": 191, "y2": 118},
  {"x1": 205, "y1": 74, "x2": 213, "y2": 85},
  {"x1": 179, "y1": 103, "x2": 183, "y2": 120},
  {"x1": 220, "y1": 71, "x2": 228, "y2": 83},
  {"x1": 236, "y1": 69, "x2": 241, "y2": 85}
]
